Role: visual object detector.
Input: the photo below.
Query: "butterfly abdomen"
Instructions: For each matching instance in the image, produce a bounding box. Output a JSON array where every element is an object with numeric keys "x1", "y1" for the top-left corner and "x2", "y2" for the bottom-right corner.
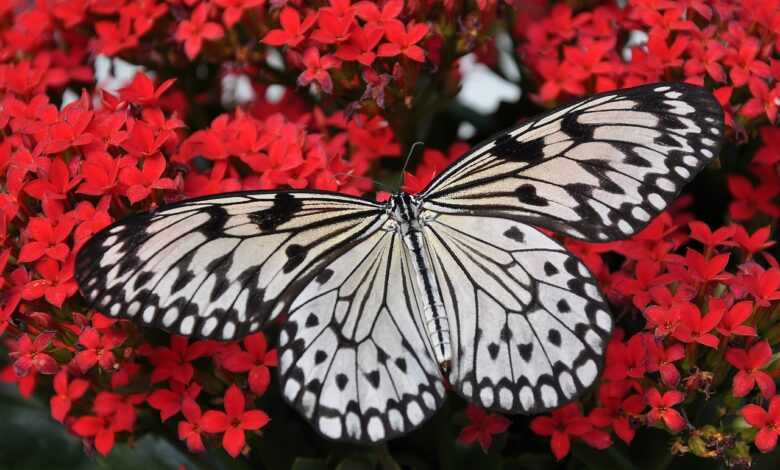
[{"x1": 392, "y1": 193, "x2": 452, "y2": 368}]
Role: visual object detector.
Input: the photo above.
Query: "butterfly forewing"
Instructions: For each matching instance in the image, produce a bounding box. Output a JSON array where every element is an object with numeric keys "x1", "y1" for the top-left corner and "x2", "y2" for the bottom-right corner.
[
  {"x1": 75, "y1": 191, "x2": 385, "y2": 340},
  {"x1": 420, "y1": 83, "x2": 724, "y2": 241},
  {"x1": 278, "y1": 223, "x2": 445, "y2": 443},
  {"x1": 422, "y1": 213, "x2": 611, "y2": 413}
]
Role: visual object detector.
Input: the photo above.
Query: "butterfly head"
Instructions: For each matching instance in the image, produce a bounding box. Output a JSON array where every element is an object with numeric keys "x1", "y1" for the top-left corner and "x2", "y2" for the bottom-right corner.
[{"x1": 389, "y1": 192, "x2": 422, "y2": 225}]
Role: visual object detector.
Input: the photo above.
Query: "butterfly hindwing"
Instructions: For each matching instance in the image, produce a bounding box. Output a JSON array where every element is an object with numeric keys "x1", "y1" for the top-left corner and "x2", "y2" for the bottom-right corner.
[
  {"x1": 75, "y1": 191, "x2": 385, "y2": 340},
  {"x1": 423, "y1": 212, "x2": 612, "y2": 413},
  {"x1": 279, "y1": 224, "x2": 445, "y2": 443},
  {"x1": 420, "y1": 83, "x2": 724, "y2": 241}
]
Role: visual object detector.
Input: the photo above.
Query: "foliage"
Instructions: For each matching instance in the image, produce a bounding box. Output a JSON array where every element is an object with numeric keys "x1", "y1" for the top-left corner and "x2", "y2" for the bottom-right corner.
[{"x1": 0, "y1": 0, "x2": 779, "y2": 468}]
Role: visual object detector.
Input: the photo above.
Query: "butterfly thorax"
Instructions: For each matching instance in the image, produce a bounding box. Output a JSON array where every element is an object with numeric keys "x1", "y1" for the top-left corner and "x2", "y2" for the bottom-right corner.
[{"x1": 390, "y1": 193, "x2": 452, "y2": 371}]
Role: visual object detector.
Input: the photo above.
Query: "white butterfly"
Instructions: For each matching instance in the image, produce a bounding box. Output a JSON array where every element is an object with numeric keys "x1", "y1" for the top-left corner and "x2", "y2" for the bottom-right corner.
[{"x1": 76, "y1": 83, "x2": 723, "y2": 443}]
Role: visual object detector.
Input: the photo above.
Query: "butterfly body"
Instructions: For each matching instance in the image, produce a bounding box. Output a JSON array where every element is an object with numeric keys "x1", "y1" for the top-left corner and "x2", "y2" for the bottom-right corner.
[
  {"x1": 390, "y1": 192, "x2": 451, "y2": 368},
  {"x1": 76, "y1": 83, "x2": 724, "y2": 443}
]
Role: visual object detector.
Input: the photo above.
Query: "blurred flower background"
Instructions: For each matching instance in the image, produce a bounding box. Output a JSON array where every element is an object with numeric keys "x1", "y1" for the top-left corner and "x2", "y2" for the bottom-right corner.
[{"x1": 0, "y1": 0, "x2": 779, "y2": 468}]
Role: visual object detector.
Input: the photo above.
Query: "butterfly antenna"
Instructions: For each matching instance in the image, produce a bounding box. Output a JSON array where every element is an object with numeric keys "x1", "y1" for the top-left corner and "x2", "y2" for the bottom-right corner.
[
  {"x1": 331, "y1": 172, "x2": 395, "y2": 192},
  {"x1": 398, "y1": 141, "x2": 425, "y2": 190}
]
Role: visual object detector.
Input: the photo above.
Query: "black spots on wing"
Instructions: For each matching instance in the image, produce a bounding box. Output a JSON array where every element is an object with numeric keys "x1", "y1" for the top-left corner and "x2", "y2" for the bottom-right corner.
[
  {"x1": 365, "y1": 370, "x2": 380, "y2": 388},
  {"x1": 515, "y1": 184, "x2": 549, "y2": 206},
  {"x1": 500, "y1": 324, "x2": 513, "y2": 341},
  {"x1": 305, "y1": 378, "x2": 322, "y2": 392},
  {"x1": 249, "y1": 193, "x2": 302, "y2": 232},
  {"x1": 504, "y1": 226, "x2": 525, "y2": 243},
  {"x1": 395, "y1": 357, "x2": 407, "y2": 373},
  {"x1": 563, "y1": 257, "x2": 580, "y2": 275},
  {"x1": 518, "y1": 343, "x2": 533, "y2": 362},
  {"x1": 561, "y1": 110, "x2": 592, "y2": 139},
  {"x1": 336, "y1": 373, "x2": 349, "y2": 391},
  {"x1": 557, "y1": 299, "x2": 571, "y2": 313},
  {"x1": 487, "y1": 343, "x2": 500, "y2": 360},
  {"x1": 656, "y1": 132, "x2": 679, "y2": 148},
  {"x1": 547, "y1": 329, "x2": 562, "y2": 347},
  {"x1": 598, "y1": 172, "x2": 626, "y2": 195},
  {"x1": 283, "y1": 244, "x2": 308, "y2": 273},
  {"x1": 314, "y1": 350, "x2": 328, "y2": 365},
  {"x1": 134, "y1": 271, "x2": 154, "y2": 290},
  {"x1": 543, "y1": 262, "x2": 559, "y2": 276},
  {"x1": 305, "y1": 313, "x2": 319, "y2": 328},
  {"x1": 206, "y1": 253, "x2": 233, "y2": 278},
  {"x1": 623, "y1": 147, "x2": 652, "y2": 168},
  {"x1": 493, "y1": 134, "x2": 538, "y2": 162},
  {"x1": 201, "y1": 205, "x2": 229, "y2": 237},
  {"x1": 315, "y1": 269, "x2": 334, "y2": 285},
  {"x1": 377, "y1": 347, "x2": 389, "y2": 364},
  {"x1": 210, "y1": 276, "x2": 230, "y2": 301}
]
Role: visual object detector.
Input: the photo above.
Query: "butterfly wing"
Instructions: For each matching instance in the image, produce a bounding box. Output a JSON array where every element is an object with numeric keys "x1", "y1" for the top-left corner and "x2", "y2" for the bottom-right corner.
[
  {"x1": 278, "y1": 222, "x2": 445, "y2": 442},
  {"x1": 422, "y1": 213, "x2": 611, "y2": 413},
  {"x1": 75, "y1": 191, "x2": 387, "y2": 340},
  {"x1": 420, "y1": 83, "x2": 724, "y2": 241}
]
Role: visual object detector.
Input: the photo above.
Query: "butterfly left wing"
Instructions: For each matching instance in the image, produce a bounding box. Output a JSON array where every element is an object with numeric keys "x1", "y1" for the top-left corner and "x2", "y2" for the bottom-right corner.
[
  {"x1": 75, "y1": 191, "x2": 386, "y2": 340},
  {"x1": 278, "y1": 222, "x2": 445, "y2": 443},
  {"x1": 422, "y1": 212, "x2": 612, "y2": 413},
  {"x1": 420, "y1": 83, "x2": 724, "y2": 241}
]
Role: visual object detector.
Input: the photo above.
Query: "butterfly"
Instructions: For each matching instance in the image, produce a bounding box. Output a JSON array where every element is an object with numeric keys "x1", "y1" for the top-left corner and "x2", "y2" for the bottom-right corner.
[{"x1": 75, "y1": 83, "x2": 723, "y2": 443}]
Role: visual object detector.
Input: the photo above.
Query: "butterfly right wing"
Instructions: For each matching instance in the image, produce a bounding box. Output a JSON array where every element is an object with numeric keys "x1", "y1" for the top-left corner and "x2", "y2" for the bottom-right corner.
[
  {"x1": 75, "y1": 191, "x2": 386, "y2": 340},
  {"x1": 279, "y1": 221, "x2": 445, "y2": 443}
]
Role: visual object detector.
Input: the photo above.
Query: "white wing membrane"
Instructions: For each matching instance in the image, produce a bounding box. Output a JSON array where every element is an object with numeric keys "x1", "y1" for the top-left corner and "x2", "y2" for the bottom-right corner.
[
  {"x1": 421, "y1": 83, "x2": 724, "y2": 241},
  {"x1": 75, "y1": 191, "x2": 385, "y2": 340},
  {"x1": 423, "y1": 213, "x2": 612, "y2": 413},
  {"x1": 279, "y1": 225, "x2": 445, "y2": 443}
]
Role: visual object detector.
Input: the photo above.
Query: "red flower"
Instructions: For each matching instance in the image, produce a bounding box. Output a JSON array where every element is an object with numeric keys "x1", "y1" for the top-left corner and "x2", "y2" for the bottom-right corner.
[
  {"x1": 741, "y1": 78, "x2": 780, "y2": 122},
  {"x1": 50, "y1": 370, "x2": 89, "y2": 423},
  {"x1": 377, "y1": 21, "x2": 428, "y2": 62},
  {"x1": 725, "y1": 36, "x2": 771, "y2": 87},
  {"x1": 119, "y1": 153, "x2": 176, "y2": 203},
  {"x1": 262, "y1": 7, "x2": 316, "y2": 47},
  {"x1": 311, "y1": 10, "x2": 354, "y2": 45},
  {"x1": 535, "y1": 59, "x2": 588, "y2": 102},
  {"x1": 715, "y1": 300, "x2": 756, "y2": 338},
  {"x1": 733, "y1": 225, "x2": 775, "y2": 256},
  {"x1": 457, "y1": 404, "x2": 511, "y2": 452},
  {"x1": 688, "y1": 221, "x2": 734, "y2": 250},
  {"x1": 18, "y1": 215, "x2": 75, "y2": 263},
  {"x1": 589, "y1": 390, "x2": 646, "y2": 444},
  {"x1": 725, "y1": 341, "x2": 776, "y2": 399},
  {"x1": 77, "y1": 152, "x2": 130, "y2": 197},
  {"x1": 175, "y1": 4, "x2": 224, "y2": 60},
  {"x1": 118, "y1": 72, "x2": 176, "y2": 106},
  {"x1": 671, "y1": 302, "x2": 723, "y2": 348},
  {"x1": 742, "y1": 397, "x2": 780, "y2": 453},
  {"x1": 9, "y1": 332, "x2": 59, "y2": 377},
  {"x1": 25, "y1": 157, "x2": 81, "y2": 201},
  {"x1": 335, "y1": 25, "x2": 383, "y2": 65},
  {"x1": 148, "y1": 381, "x2": 202, "y2": 421},
  {"x1": 146, "y1": 336, "x2": 214, "y2": 385},
  {"x1": 72, "y1": 411, "x2": 133, "y2": 456},
  {"x1": 221, "y1": 333, "x2": 277, "y2": 396},
  {"x1": 728, "y1": 175, "x2": 780, "y2": 221},
  {"x1": 178, "y1": 398, "x2": 207, "y2": 453},
  {"x1": 355, "y1": 0, "x2": 402, "y2": 27},
  {"x1": 645, "y1": 388, "x2": 685, "y2": 432},
  {"x1": 215, "y1": 0, "x2": 265, "y2": 28},
  {"x1": 297, "y1": 48, "x2": 340, "y2": 93},
  {"x1": 530, "y1": 403, "x2": 611, "y2": 460},
  {"x1": 73, "y1": 327, "x2": 125, "y2": 372},
  {"x1": 201, "y1": 385, "x2": 269, "y2": 457}
]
